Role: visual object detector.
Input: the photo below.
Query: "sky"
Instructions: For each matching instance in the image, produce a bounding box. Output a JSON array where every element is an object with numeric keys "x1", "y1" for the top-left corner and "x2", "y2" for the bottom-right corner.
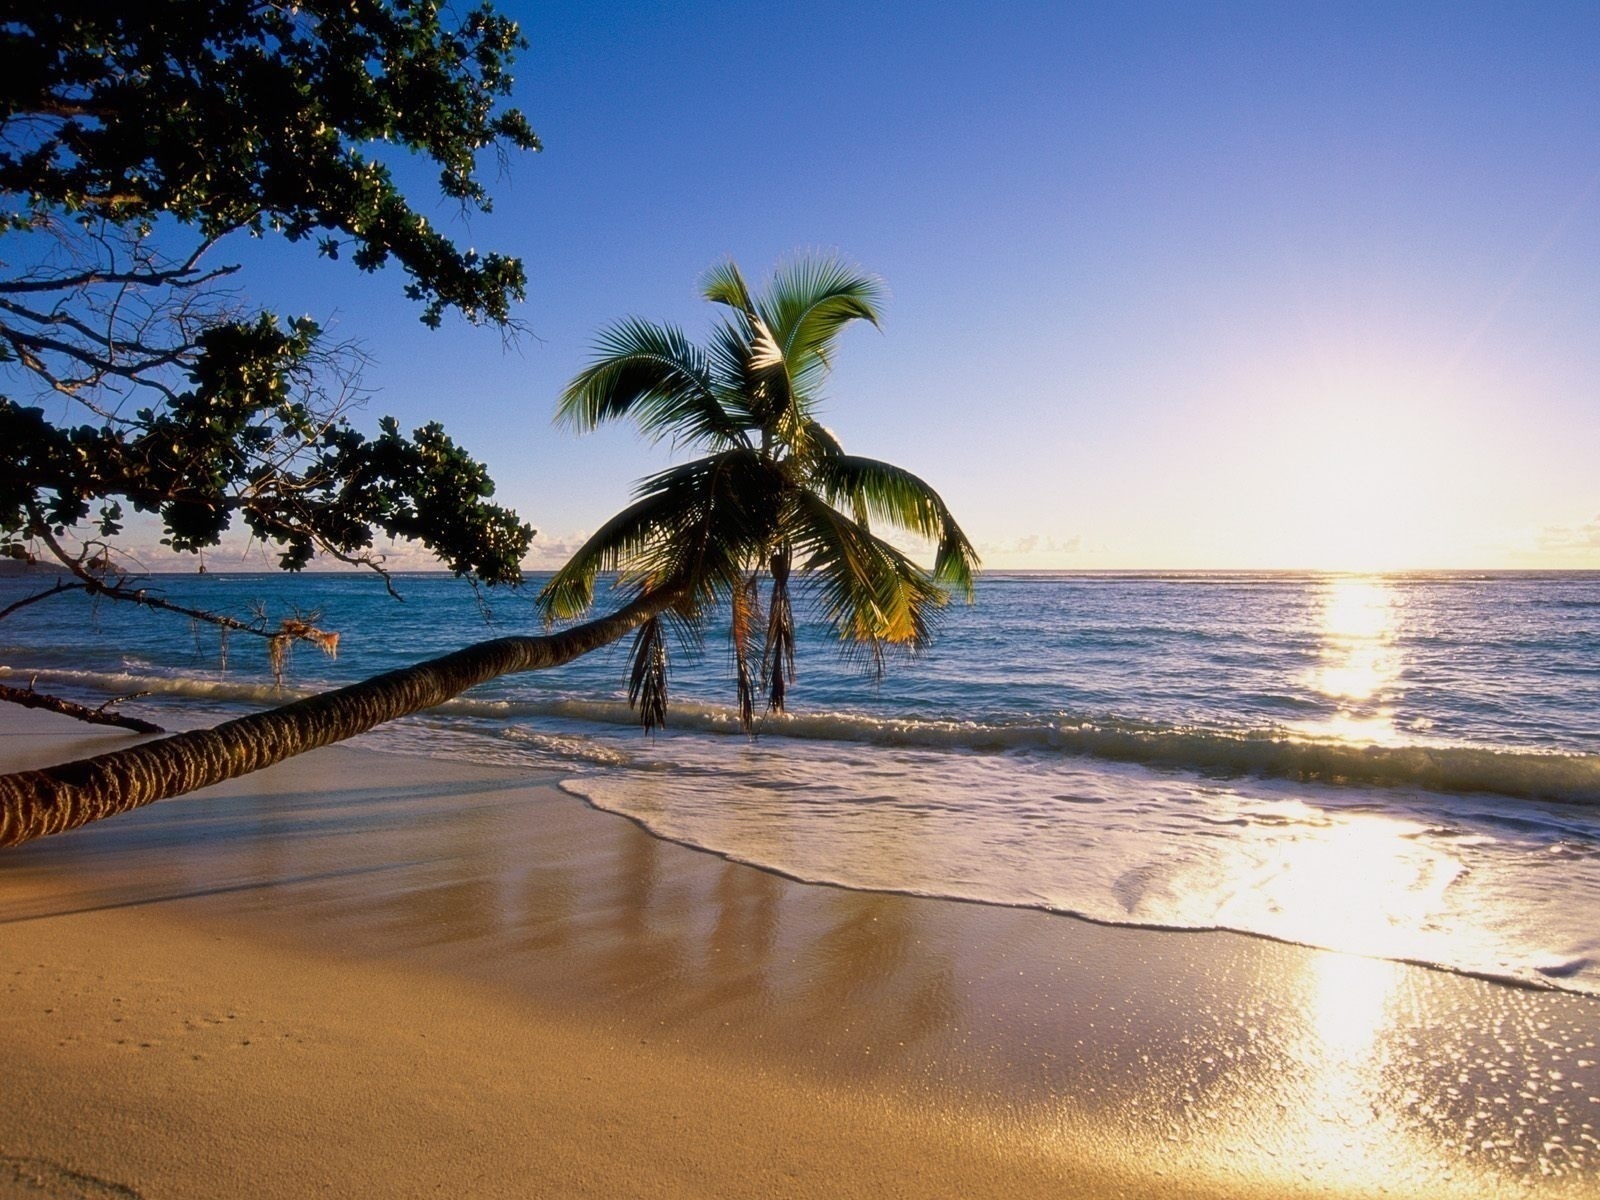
[{"x1": 228, "y1": 1, "x2": 1600, "y2": 571}]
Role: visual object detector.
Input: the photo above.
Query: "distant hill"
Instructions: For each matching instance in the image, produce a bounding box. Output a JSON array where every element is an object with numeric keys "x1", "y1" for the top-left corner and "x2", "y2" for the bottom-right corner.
[{"x1": 0, "y1": 559, "x2": 69, "y2": 579}]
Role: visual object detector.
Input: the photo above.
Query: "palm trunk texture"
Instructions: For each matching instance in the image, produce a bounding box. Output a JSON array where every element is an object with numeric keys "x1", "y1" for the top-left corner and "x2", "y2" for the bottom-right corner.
[{"x1": 0, "y1": 591, "x2": 670, "y2": 848}]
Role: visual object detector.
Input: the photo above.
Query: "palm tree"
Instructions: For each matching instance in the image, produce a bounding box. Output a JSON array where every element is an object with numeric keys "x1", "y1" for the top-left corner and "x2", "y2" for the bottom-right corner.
[
  {"x1": 541, "y1": 254, "x2": 977, "y2": 729},
  {"x1": 0, "y1": 255, "x2": 977, "y2": 847}
]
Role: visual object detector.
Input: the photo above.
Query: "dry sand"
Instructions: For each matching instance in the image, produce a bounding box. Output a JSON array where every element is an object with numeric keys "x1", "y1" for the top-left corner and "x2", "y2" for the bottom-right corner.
[{"x1": 2, "y1": 706, "x2": 1598, "y2": 1198}]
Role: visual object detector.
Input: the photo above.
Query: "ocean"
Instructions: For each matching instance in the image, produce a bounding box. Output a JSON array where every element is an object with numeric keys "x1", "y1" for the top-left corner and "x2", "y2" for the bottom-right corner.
[{"x1": 4, "y1": 568, "x2": 1599, "y2": 997}]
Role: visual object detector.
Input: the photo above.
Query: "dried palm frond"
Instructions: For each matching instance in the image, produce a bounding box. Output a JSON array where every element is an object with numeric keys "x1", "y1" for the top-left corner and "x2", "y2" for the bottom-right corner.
[
  {"x1": 762, "y1": 545, "x2": 796, "y2": 712},
  {"x1": 730, "y1": 571, "x2": 765, "y2": 730},
  {"x1": 627, "y1": 615, "x2": 669, "y2": 732}
]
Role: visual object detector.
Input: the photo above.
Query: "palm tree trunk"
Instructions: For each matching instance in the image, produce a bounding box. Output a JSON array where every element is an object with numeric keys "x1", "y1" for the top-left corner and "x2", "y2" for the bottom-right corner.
[{"x1": 0, "y1": 589, "x2": 674, "y2": 848}]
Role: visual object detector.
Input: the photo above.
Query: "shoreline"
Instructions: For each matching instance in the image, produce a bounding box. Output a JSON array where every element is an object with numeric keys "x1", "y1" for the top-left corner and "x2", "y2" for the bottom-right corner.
[
  {"x1": 4, "y1": 707, "x2": 1599, "y2": 1197},
  {"x1": 566, "y1": 776, "x2": 1596, "y2": 1001}
]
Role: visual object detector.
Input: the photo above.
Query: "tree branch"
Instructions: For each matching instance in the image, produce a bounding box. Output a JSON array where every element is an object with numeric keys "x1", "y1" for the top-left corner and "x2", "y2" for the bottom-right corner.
[
  {"x1": 0, "y1": 681, "x2": 164, "y2": 734},
  {"x1": 25, "y1": 517, "x2": 341, "y2": 657},
  {"x1": 0, "y1": 578, "x2": 86, "y2": 622},
  {"x1": 0, "y1": 261, "x2": 239, "y2": 296}
]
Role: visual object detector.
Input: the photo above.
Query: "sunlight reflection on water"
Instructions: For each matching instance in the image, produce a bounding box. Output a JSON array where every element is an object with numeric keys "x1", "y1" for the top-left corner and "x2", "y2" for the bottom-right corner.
[
  {"x1": 1299, "y1": 576, "x2": 1403, "y2": 744},
  {"x1": 1212, "y1": 806, "x2": 1465, "y2": 960}
]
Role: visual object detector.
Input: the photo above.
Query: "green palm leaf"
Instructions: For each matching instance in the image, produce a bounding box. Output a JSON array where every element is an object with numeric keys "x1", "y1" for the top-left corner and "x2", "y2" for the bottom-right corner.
[
  {"x1": 706, "y1": 318, "x2": 765, "y2": 429},
  {"x1": 536, "y1": 488, "x2": 690, "y2": 620},
  {"x1": 757, "y1": 256, "x2": 883, "y2": 403},
  {"x1": 786, "y1": 492, "x2": 947, "y2": 674},
  {"x1": 703, "y1": 260, "x2": 797, "y2": 437},
  {"x1": 809, "y1": 454, "x2": 979, "y2": 599},
  {"x1": 700, "y1": 259, "x2": 758, "y2": 316},
  {"x1": 558, "y1": 319, "x2": 749, "y2": 449},
  {"x1": 537, "y1": 449, "x2": 783, "y2": 620}
]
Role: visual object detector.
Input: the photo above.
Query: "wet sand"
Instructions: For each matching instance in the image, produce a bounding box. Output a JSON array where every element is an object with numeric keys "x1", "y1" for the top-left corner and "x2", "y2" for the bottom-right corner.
[{"x1": 2, "y1": 707, "x2": 1598, "y2": 1198}]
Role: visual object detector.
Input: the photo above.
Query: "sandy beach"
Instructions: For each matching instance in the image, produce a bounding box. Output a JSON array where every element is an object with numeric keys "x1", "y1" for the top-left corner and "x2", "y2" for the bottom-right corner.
[{"x1": 3, "y1": 706, "x2": 1598, "y2": 1199}]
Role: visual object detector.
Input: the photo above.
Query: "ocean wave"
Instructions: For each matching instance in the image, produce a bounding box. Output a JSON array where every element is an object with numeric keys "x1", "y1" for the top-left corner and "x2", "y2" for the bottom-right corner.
[
  {"x1": 9, "y1": 661, "x2": 1598, "y2": 805},
  {"x1": 498, "y1": 725, "x2": 633, "y2": 767},
  {"x1": 441, "y1": 695, "x2": 1600, "y2": 804},
  {"x1": 0, "y1": 663, "x2": 312, "y2": 706}
]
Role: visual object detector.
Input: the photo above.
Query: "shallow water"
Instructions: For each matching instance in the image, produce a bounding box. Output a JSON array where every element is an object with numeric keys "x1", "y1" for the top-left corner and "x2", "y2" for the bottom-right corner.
[{"x1": 4, "y1": 568, "x2": 1599, "y2": 994}]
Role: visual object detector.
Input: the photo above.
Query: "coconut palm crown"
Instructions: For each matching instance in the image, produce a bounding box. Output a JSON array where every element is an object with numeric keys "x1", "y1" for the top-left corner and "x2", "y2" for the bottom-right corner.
[{"x1": 538, "y1": 255, "x2": 979, "y2": 730}]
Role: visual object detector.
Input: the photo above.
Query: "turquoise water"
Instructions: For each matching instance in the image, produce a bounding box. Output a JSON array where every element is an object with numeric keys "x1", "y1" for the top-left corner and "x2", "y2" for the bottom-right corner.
[{"x1": 4, "y1": 569, "x2": 1600, "y2": 994}]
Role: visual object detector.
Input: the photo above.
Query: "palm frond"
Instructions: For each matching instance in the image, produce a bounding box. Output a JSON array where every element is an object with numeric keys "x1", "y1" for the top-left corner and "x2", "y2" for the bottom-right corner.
[
  {"x1": 756, "y1": 255, "x2": 883, "y2": 403},
  {"x1": 627, "y1": 615, "x2": 669, "y2": 731},
  {"x1": 706, "y1": 318, "x2": 765, "y2": 429},
  {"x1": 801, "y1": 421, "x2": 868, "y2": 525},
  {"x1": 730, "y1": 571, "x2": 764, "y2": 730},
  {"x1": 785, "y1": 493, "x2": 947, "y2": 676},
  {"x1": 535, "y1": 488, "x2": 689, "y2": 620},
  {"x1": 634, "y1": 450, "x2": 783, "y2": 600},
  {"x1": 700, "y1": 259, "x2": 757, "y2": 316},
  {"x1": 762, "y1": 545, "x2": 797, "y2": 712},
  {"x1": 801, "y1": 419, "x2": 847, "y2": 458},
  {"x1": 704, "y1": 285, "x2": 799, "y2": 440},
  {"x1": 540, "y1": 448, "x2": 788, "y2": 623},
  {"x1": 808, "y1": 454, "x2": 979, "y2": 599},
  {"x1": 557, "y1": 319, "x2": 748, "y2": 449}
]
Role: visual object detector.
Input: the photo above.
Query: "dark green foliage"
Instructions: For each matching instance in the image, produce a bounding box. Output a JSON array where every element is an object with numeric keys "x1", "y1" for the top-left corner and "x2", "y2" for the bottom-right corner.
[
  {"x1": 1, "y1": 0, "x2": 539, "y2": 325},
  {"x1": 0, "y1": 0, "x2": 538, "y2": 589},
  {"x1": 0, "y1": 321, "x2": 531, "y2": 582}
]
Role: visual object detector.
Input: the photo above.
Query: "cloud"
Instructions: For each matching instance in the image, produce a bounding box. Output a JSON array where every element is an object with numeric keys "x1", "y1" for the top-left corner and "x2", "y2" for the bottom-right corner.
[
  {"x1": 977, "y1": 533, "x2": 1083, "y2": 560},
  {"x1": 521, "y1": 532, "x2": 593, "y2": 570},
  {"x1": 1535, "y1": 514, "x2": 1600, "y2": 554}
]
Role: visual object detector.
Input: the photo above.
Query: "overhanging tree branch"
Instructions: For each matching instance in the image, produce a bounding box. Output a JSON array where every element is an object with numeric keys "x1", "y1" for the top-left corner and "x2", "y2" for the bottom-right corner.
[{"x1": 0, "y1": 577, "x2": 86, "y2": 622}]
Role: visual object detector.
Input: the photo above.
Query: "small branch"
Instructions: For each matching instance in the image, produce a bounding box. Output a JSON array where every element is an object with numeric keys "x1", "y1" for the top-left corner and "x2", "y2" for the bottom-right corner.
[
  {"x1": 3, "y1": 324, "x2": 195, "y2": 379},
  {"x1": 0, "y1": 578, "x2": 86, "y2": 622},
  {"x1": 26, "y1": 96, "x2": 112, "y2": 120},
  {"x1": 25, "y1": 516, "x2": 341, "y2": 657},
  {"x1": 311, "y1": 540, "x2": 401, "y2": 599},
  {"x1": 0, "y1": 239, "x2": 237, "y2": 296},
  {"x1": 0, "y1": 681, "x2": 163, "y2": 734}
]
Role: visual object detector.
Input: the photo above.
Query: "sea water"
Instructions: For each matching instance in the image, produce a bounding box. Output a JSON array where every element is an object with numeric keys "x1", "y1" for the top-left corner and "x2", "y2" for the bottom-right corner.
[{"x1": 4, "y1": 569, "x2": 1599, "y2": 996}]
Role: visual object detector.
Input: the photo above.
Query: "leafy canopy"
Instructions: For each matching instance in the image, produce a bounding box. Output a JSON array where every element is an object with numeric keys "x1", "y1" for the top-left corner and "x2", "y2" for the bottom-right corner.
[
  {"x1": 1, "y1": 0, "x2": 539, "y2": 325},
  {"x1": 0, "y1": 0, "x2": 540, "y2": 590},
  {"x1": 540, "y1": 255, "x2": 979, "y2": 729}
]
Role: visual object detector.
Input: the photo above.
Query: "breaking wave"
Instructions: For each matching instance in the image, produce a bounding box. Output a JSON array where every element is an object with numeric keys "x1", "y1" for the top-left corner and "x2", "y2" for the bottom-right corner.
[{"x1": 8, "y1": 662, "x2": 1598, "y2": 806}]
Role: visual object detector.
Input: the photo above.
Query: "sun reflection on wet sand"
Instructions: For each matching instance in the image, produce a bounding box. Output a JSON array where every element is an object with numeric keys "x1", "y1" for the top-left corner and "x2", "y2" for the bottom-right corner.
[
  {"x1": 1307, "y1": 950, "x2": 1400, "y2": 1062},
  {"x1": 1231, "y1": 952, "x2": 1421, "y2": 1191},
  {"x1": 1149, "y1": 836, "x2": 1490, "y2": 1194}
]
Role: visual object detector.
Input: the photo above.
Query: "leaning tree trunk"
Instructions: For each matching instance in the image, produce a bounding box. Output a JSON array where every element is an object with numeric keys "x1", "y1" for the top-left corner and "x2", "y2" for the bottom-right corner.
[{"x1": 0, "y1": 589, "x2": 674, "y2": 848}]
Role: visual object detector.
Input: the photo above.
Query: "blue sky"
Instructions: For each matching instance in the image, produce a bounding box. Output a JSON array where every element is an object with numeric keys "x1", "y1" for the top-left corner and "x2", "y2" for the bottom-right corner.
[{"x1": 229, "y1": 0, "x2": 1600, "y2": 571}]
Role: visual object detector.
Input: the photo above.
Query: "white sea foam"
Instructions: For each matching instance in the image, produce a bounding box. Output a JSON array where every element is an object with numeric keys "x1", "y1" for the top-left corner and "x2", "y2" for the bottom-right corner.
[
  {"x1": 562, "y1": 740, "x2": 1600, "y2": 997},
  {"x1": 0, "y1": 663, "x2": 310, "y2": 706}
]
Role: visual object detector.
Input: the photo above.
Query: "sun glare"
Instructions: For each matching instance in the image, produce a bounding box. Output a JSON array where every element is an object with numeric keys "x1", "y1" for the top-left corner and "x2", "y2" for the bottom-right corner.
[
  {"x1": 1297, "y1": 576, "x2": 1403, "y2": 744},
  {"x1": 1254, "y1": 386, "x2": 1478, "y2": 571},
  {"x1": 1228, "y1": 950, "x2": 1416, "y2": 1190}
]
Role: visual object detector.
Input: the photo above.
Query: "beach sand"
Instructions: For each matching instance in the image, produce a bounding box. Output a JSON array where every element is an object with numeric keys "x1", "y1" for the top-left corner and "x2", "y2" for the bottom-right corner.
[{"x1": 3, "y1": 707, "x2": 1598, "y2": 1198}]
